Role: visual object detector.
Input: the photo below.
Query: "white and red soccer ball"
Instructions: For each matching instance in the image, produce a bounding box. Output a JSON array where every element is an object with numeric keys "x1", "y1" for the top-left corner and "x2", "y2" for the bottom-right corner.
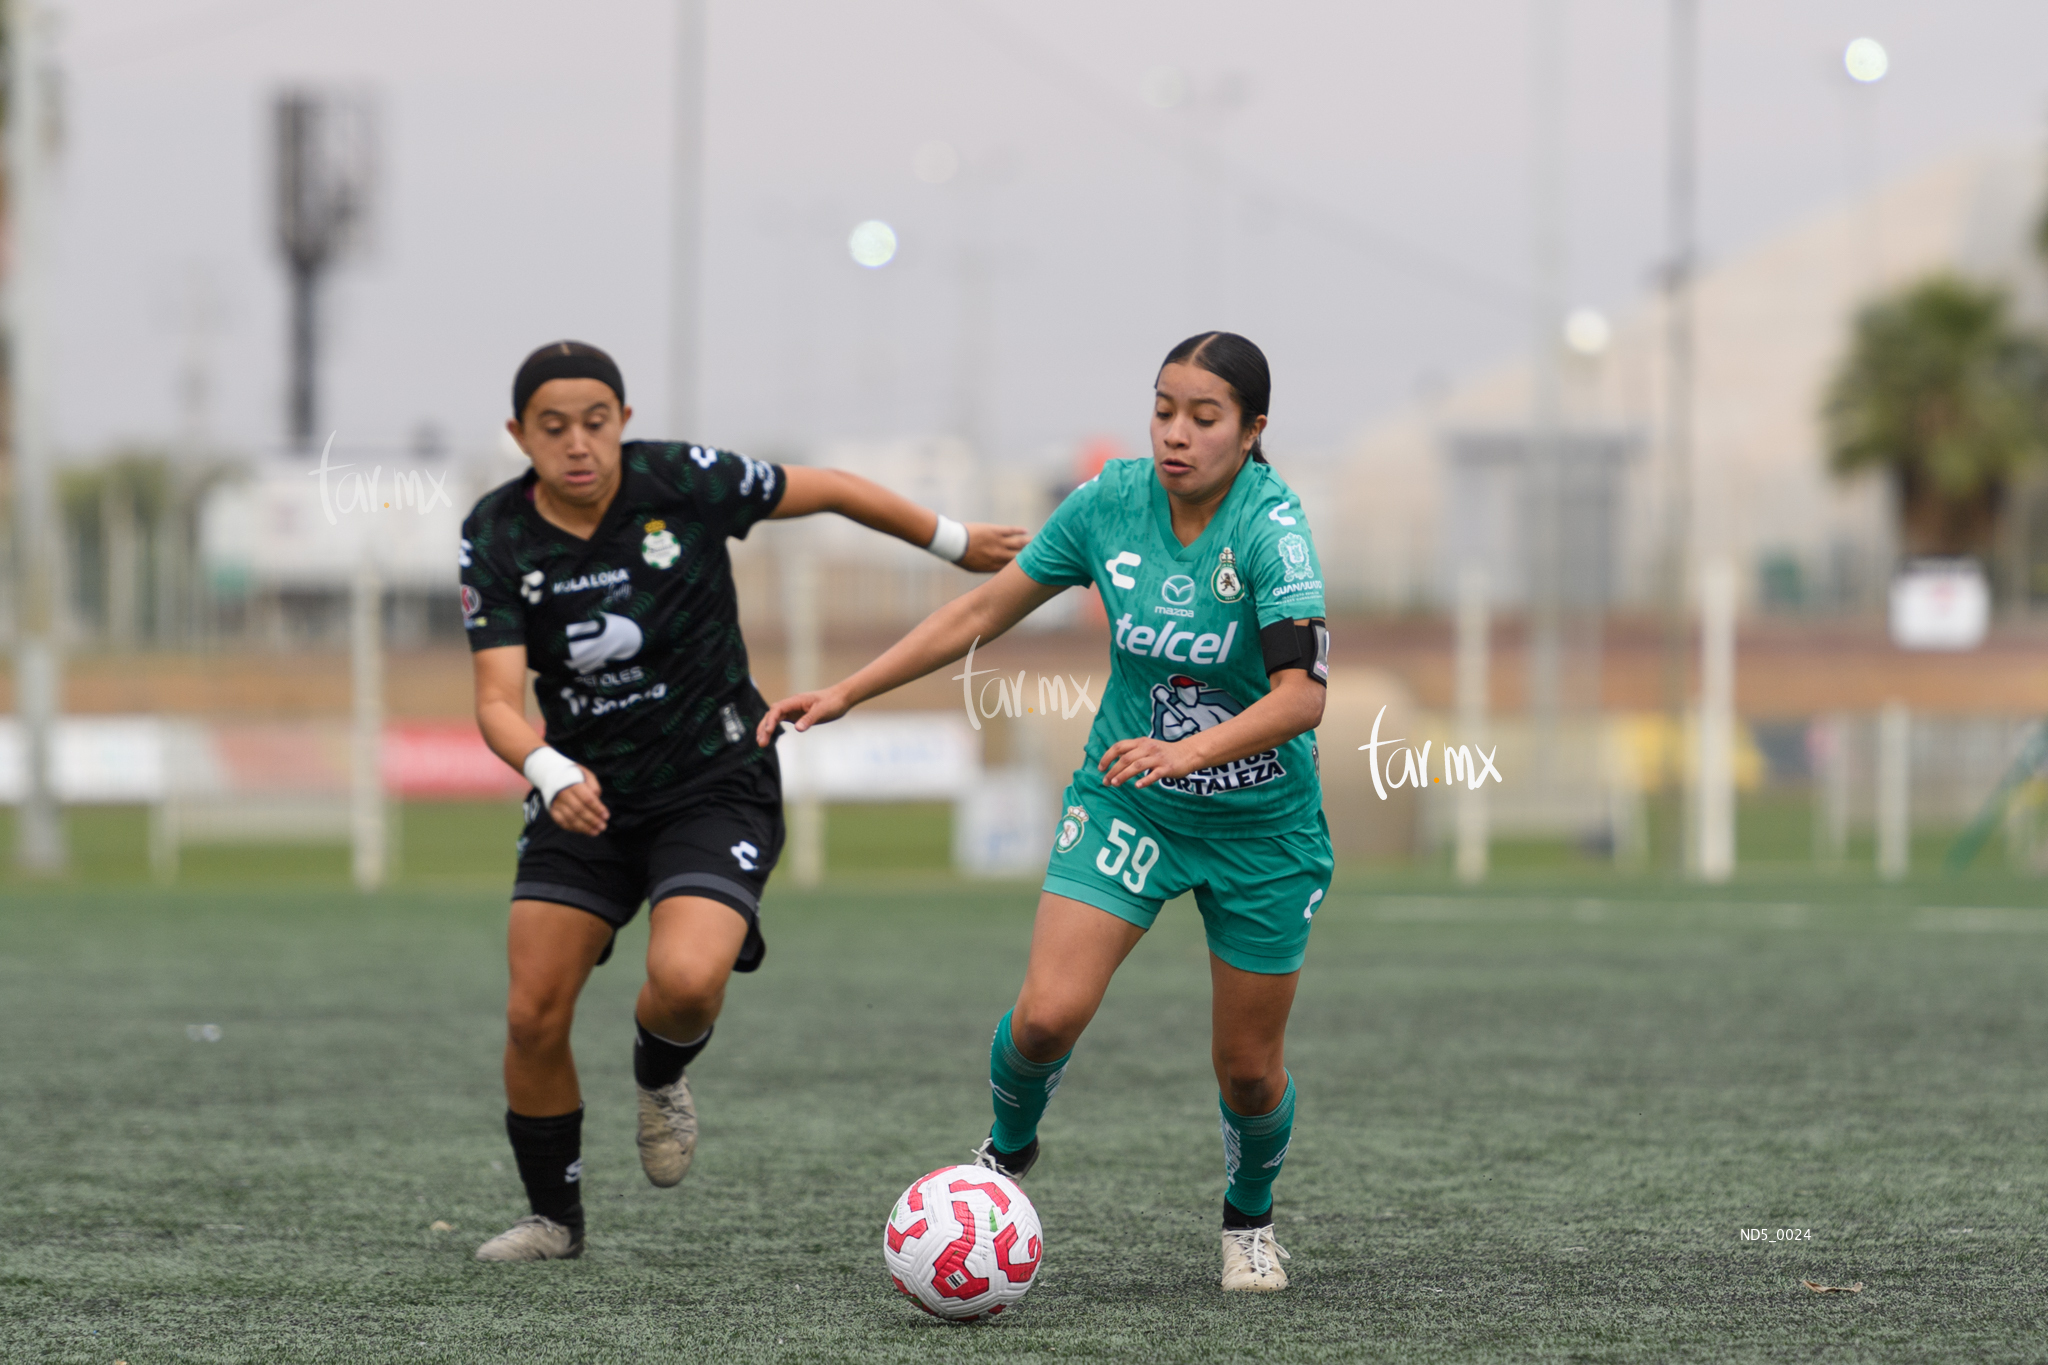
[{"x1": 883, "y1": 1164, "x2": 1042, "y2": 1321}]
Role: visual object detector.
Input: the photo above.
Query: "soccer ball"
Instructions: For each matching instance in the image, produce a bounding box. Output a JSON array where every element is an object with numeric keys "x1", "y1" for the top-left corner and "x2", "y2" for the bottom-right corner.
[{"x1": 883, "y1": 1164, "x2": 1042, "y2": 1321}]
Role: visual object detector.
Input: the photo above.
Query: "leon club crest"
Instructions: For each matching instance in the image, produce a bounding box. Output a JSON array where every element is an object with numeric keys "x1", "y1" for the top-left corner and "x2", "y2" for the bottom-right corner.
[
  {"x1": 642, "y1": 519, "x2": 682, "y2": 569},
  {"x1": 1055, "y1": 804, "x2": 1089, "y2": 853},
  {"x1": 1212, "y1": 547, "x2": 1244, "y2": 603},
  {"x1": 1147, "y1": 674, "x2": 1283, "y2": 796}
]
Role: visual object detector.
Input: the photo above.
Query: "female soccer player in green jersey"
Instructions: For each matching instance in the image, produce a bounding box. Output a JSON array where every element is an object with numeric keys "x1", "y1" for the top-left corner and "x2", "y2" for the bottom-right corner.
[{"x1": 760, "y1": 332, "x2": 1331, "y2": 1292}]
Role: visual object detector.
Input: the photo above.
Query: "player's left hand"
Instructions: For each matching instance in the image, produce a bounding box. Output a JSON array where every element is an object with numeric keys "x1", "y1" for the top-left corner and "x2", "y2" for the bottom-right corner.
[
  {"x1": 1098, "y1": 736, "x2": 1202, "y2": 789},
  {"x1": 958, "y1": 523, "x2": 1029, "y2": 573}
]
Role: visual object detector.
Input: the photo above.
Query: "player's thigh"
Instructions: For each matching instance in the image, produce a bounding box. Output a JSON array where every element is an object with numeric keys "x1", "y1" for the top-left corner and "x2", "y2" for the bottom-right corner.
[
  {"x1": 1208, "y1": 955, "x2": 1301, "y2": 1075},
  {"x1": 510, "y1": 790, "x2": 648, "y2": 969},
  {"x1": 1190, "y1": 811, "x2": 1335, "y2": 979},
  {"x1": 507, "y1": 899, "x2": 616, "y2": 1028},
  {"x1": 641, "y1": 772, "x2": 782, "y2": 975},
  {"x1": 1013, "y1": 891, "x2": 1148, "y2": 1048},
  {"x1": 644, "y1": 894, "x2": 751, "y2": 1004}
]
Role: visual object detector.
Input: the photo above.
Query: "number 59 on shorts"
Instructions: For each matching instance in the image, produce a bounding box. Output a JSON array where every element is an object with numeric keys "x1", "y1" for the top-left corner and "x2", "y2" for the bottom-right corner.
[{"x1": 1095, "y1": 819, "x2": 1160, "y2": 894}]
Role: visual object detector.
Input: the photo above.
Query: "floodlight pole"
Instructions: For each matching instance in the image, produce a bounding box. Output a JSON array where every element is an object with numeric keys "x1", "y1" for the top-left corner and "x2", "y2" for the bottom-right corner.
[
  {"x1": 275, "y1": 95, "x2": 331, "y2": 452},
  {"x1": 1526, "y1": 0, "x2": 1566, "y2": 786},
  {"x1": 350, "y1": 549, "x2": 386, "y2": 891},
  {"x1": 1454, "y1": 567, "x2": 1491, "y2": 882},
  {"x1": 286, "y1": 259, "x2": 320, "y2": 448},
  {"x1": 1663, "y1": 0, "x2": 1699, "y2": 870},
  {"x1": 8, "y1": 0, "x2": 67, "y2": 874},
  {"x1": 668, "y1": 0, "x2": 706, "y2": 438},
  {"x1": 1696, "y1": 558, "x2": 1735, "y2": 881},
  {"x1": 782, "y1": 541, "x2": 823, "y2": 886}
]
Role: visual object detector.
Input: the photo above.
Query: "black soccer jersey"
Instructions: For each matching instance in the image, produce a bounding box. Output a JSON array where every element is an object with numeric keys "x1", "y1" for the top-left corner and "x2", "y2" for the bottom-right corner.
[{"x1": 459, "y1": 440, "x2": 786, "y2": 815}]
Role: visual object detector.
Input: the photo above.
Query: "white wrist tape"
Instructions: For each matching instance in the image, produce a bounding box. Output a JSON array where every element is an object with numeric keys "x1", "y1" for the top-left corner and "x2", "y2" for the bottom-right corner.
[
  {"x1": 522, "y1": 745, "x2": 585, "y2": 807},
  {"x1": 925, "y1": 514, "x2": 969, "y2": 564}
]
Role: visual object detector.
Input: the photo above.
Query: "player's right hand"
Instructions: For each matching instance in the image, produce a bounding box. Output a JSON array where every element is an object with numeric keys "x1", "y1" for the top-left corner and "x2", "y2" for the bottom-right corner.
[
  {"x1": 958, "y1": 523, "x2": 1029, "y2": 573},
  {"x1": 756, "y1": 688, "x2": 850, "y2": 746},
  {"x1": 550, "y1": 765, "x2": 609, "y2": 836}
]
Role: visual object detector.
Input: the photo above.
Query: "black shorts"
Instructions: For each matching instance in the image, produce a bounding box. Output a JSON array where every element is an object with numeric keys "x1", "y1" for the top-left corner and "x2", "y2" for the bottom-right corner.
[{"x1": 512, "y1": 759, "x2": 784, "y2": 973}]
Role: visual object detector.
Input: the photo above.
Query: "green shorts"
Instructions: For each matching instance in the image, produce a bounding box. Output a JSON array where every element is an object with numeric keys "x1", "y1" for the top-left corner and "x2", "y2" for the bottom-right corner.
[{"x1": 1041, "y1": 784, "x2": 1335, "y2": 974}]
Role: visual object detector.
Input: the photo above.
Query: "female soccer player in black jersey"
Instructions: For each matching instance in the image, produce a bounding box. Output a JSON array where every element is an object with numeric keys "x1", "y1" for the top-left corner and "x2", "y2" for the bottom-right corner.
[{"x1": 460, "y1": 341, "x2": 1024, "y2": 1260}]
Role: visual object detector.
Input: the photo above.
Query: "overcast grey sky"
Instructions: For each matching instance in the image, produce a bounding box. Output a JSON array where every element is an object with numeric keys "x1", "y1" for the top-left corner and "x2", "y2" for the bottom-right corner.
[{"x1": 47, "y1": 0, "x2": 2048, "y2": 468}]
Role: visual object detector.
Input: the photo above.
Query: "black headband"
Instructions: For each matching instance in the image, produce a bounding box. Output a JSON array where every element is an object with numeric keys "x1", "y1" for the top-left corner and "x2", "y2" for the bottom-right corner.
[{"x1": 512, "y1": 341, "x2": 626, "y2": 419}]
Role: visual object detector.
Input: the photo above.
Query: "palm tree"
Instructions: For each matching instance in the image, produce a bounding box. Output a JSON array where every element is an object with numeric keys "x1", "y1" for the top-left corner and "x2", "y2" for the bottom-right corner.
[{"x1": 1824, "y1": 273, "x2": 2048, "y2": 558}]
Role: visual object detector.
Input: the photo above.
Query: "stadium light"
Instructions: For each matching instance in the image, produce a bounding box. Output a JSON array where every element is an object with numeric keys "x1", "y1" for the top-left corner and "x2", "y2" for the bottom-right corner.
[
  {"x1": 1563, "y1": 308, "x2": 1611, "y2": 357},
  {"x1": 1844, "y1": 37, "x2": 1888, "y2": 84},
  {"x1": 848, "y1": 220, "x2": 898, "y2": 268}
]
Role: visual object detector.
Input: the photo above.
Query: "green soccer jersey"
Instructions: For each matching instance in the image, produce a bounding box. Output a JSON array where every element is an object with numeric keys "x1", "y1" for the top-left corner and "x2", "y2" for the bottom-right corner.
[{"x1": 1017, "y1": 456, "x2": 1327, "y2": 837}]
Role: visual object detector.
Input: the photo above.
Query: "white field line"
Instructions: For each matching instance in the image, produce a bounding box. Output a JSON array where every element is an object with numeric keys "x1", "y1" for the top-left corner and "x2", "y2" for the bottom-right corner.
[{"x1": 1912, "y1": 907, "x2": 2048, "y2": 933}]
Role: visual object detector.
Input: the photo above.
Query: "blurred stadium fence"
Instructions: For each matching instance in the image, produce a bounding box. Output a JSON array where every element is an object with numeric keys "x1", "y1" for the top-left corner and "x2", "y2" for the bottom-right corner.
[{"x1": 0, "y1": 712, "x2": 1055, "y2": 882}]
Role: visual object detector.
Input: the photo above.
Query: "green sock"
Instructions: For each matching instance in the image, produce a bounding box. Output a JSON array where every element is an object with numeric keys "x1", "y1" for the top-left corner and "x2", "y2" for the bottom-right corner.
[
  {"x1": 1220, "y1": 1072, "x2": 1296, "y2": 1219},
  {"x1": 988, "y1": 1011, "x2": 1070, "y2": 1153}
]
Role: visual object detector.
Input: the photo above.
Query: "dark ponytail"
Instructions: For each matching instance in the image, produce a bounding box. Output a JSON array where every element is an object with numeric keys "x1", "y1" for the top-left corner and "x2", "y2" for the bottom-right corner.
[{"x1": 1159, "y1": 331, "x2": 1271, "y2": 464}]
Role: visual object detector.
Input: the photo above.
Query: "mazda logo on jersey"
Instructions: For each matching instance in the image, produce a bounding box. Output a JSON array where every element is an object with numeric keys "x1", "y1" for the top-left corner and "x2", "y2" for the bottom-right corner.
[
  {"x1": 1161, "y1": 575, "x2": 1196, "y2": 606},
  {"x1": 566, "y1": 612, "x2": 645, "y2": 674}
]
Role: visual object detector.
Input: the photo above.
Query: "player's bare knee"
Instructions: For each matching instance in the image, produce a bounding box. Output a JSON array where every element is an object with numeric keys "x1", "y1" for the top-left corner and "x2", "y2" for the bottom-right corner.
[
  {"x1": 1218, "y1": 1059, "x2": 1284, "y2": 1113},
  {"x1": 646, "y1": 960, "x2": 725, "y2": 1022},
  {"x1": 1009, "y1": 1004, "x2": 1081, "y2": 1062},
  {"x1": 505, "y1": 997, "x2": 573, "y2": 1055}
]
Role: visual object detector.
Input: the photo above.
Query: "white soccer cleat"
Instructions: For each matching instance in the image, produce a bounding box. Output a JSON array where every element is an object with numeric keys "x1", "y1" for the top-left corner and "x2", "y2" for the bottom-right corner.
[
  {"x1": 636, "y1": 1074, "x2": 698, "y2": 1187},
  {"x1": 474, "y1": 1214, "x2": 583, "y2": 1262},
  {"x1": 1220, "y1": 1224, "x2": 1291, "y2": 1292}
]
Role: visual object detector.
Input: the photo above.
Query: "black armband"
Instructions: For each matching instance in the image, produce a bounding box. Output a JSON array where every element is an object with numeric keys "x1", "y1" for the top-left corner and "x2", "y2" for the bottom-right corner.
[{"x1": 1260, "y1": 618, "x2": 1329, "y2": 685}]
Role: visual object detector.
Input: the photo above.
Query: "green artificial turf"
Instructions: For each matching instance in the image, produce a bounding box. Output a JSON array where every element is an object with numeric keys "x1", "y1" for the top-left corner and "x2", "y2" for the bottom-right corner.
[{"x1": 4, "y1": 873, "x2": 2047, "y2": 1362}]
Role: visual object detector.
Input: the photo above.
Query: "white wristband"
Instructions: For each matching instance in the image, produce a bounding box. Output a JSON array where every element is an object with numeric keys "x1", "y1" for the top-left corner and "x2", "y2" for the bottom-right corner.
[
  {"x1": 925, "y1": 514, "x2": 969, "y2": 564},
  {"x1": 522, "y1": 745, "x2": 585, "y2": 807}
]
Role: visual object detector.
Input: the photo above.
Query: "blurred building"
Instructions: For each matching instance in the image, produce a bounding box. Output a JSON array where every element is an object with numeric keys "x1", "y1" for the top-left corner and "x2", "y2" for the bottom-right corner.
[{"x1": 1324, "y1": 150, "x2": 2048, "y2": 616}]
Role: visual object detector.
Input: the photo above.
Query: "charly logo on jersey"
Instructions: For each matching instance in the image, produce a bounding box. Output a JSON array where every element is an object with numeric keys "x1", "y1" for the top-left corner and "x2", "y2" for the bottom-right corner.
[
  {"x1": 1104, "y1": 551, "x2": 1141, "y2": 590},
  {"x1": 641, "y1": 518, "x2": 682, "y2": 569},
  {"x1": 1054, "y1": 804, "x2": 1089, "y2": 853},
  {"x1": 1212, "y1": 547, "x2": 1244, "y2": 603},
  {"x1": 520, "y1": 570, "x2": 545, "y2": 605},
  {"x1": 1278, "y1": 533, "x2": 1312, "y2": 583},
  {"x1": 1147, "y1": 673, "x2": 1285, "y2": 796},
  {"x1": 566, "y1": 612, "x2": 645, "y2": 674}
]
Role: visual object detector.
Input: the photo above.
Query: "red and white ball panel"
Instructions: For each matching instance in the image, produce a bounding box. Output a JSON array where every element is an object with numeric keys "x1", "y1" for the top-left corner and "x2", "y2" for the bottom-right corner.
[{"x1": 882, "y1": 1164, "x2": 1043, "y2": 1322}]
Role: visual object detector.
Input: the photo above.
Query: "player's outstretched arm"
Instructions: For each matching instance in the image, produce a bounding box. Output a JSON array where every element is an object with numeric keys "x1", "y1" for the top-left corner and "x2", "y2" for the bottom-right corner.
[
  {"x1": 472, "y1": 644, "x2": 611, "y2": 835},
  {"x1": 769, "y1": 466, "x2": 1027, "y2": 571},
  {"x1": 756, "y1": 561, "x2": 1064, "y2": 744}
]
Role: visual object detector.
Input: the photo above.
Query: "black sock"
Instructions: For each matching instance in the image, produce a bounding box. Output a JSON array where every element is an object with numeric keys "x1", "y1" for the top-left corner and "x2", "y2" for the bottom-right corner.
[
  {"x1": 505, "y1": 1108, "x2": 584, "y2": 1230},
  {"x1": 633, "y1": 1022, "x2": 712, "y2": 1090},
  {"x1": 1223, "y1": 1196, "x2": 1272, "y2": 1230}
]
